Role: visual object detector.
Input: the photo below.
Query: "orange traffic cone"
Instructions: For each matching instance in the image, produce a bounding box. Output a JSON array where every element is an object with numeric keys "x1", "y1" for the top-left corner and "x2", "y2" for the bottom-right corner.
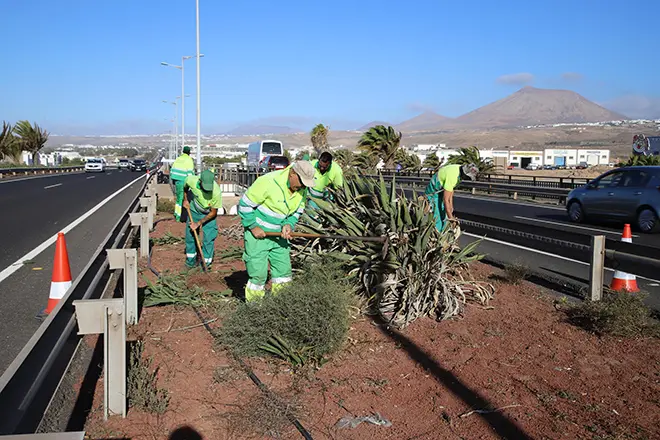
[
  {"x1": 610, "y1": 224, "x2": 639, "y2": 292},
  {"x1": 43, "y1": 232, "x2": 73, "y2": 315}
]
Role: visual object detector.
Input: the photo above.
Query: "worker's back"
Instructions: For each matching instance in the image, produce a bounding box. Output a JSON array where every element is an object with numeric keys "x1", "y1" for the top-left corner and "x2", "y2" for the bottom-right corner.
[
  {"x1": 435, "y1": 164, "x2": 461, "y2": 192},
  {"x1": 170, "y1": 154, "x2": 195, "y2": 181}
]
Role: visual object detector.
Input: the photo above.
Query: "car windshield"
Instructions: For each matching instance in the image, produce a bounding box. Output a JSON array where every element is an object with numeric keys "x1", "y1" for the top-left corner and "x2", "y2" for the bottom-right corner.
[
  {"x1": 133, "y1": 159, "x2": 145, "y2": 164},
  {"x1": 87, "y1": 159, "x2": 102, "y2": 163},
  {"x1": 119, "y1": 159, "x2": 128, "y2": 163},
  {"x1": 270, "y1": 156, "x2": 289, "y2": 165},
  {"x1": 262, "y1": 142, "x2": 282, "y2": 155}
]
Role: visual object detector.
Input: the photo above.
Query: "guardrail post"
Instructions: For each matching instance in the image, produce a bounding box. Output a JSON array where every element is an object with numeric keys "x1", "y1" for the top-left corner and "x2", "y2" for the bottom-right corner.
[
  {"x1": 107, "y1": 248, "x2": 139, "y2": 325},
  {"x1": 471, "y1": 187, "x2": 476, "y2": 195},
  {"x1": 140, "y1": 197, "x2": 155, "y2": 231},
  {"x1": 72, "y1": 298, "x2": 126, "y2": 419},
  {"x1": 589, "y1": 235, "x2": 606, "y2": 301},
  {"x1": 130, "y1": 212, "x2": 150, "y2": 258},
  {"x1": 513, "y1": 192, "x2": 518, "y2": 200}
]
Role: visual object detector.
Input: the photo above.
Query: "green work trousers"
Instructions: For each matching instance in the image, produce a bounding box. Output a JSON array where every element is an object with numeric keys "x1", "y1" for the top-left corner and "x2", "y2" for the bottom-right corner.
[
  {"x1": 242, "y1": 230, "x2": 292, "y2": 302},
  {"x1": 185, "y1": 206, "x2": 218, "y2": 268},
  {"x1": 428, "y1": 192, "x2": 447, "y2": 232},
  {"x1": 173, "y1": 179, "x2": 185, "y2": 222}
]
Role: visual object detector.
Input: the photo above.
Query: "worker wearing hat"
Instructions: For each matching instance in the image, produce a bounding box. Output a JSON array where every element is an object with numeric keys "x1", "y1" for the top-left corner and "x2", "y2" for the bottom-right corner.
[
  {"x1": 182, "y1": 170, "x2": 222, "y2": 269},
  {"x1": 170, "y1": 146, "x2": 195, "y2": 221},
  {"x1": 238, "y1": 161, "x2": 315, "y2": 302},
  {"x1": 424, "y1": 163, "x2": 478, "y2": 232}
]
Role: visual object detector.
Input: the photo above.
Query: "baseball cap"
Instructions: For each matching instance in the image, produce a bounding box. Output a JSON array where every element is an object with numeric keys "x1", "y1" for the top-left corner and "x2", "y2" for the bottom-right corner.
[
  {"x1": 462, "y1": 163, "x2": 479, "y2": 180},
  {"x1": 183, "y1": 146, "x2": 191, "y2": 154},
  {"x1": 291, "y1": 160, "x2": 316, "y2": 188},
  {"x1": 200, "y1": 169, "x2": 215, "y2": 191}
]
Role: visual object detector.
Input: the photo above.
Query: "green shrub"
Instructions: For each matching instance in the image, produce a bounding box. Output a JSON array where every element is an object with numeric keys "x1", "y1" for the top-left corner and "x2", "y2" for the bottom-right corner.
[
  {"x1": 565, "y1": 291, "x2": 660, "y2": 337},
  {"x1": 219, "y1": 263, "x2": 355, "y2": 366},
  {"x1": 157, "y1": 198, "x2": 175, "y2": 213}
]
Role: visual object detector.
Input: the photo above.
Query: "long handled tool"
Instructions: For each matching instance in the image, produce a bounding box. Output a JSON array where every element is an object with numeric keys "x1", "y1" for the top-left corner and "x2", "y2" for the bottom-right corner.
[
  {"x1": 186, "y1": 205, "x2": 208, "y2": 272},
  {"x1": 264, "y1": 231, "x2": 389, "y2": 258}
]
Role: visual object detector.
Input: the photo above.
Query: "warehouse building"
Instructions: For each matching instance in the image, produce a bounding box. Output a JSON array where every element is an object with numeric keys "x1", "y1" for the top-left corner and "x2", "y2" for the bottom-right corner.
[
  {"x1": 508, "y1": 150, "x2": 544, "y2": 169},
  {"x1": 543, "y1": 148, "x2": 610, "y2": 167}
]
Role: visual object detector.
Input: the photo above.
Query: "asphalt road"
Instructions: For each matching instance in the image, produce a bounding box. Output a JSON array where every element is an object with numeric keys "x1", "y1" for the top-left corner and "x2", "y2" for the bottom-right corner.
[
  {"x1": 0, "y1": 169, "x2": 146, "y2": 374},
  {"x1": 455, "y1": 193, "x2": 660, "y2": 248}
]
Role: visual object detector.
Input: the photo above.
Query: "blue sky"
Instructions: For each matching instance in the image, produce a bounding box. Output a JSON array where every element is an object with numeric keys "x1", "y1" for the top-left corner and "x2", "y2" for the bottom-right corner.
[{"x1": 1, "y1": 0, "x2": 659, "y2": 135}]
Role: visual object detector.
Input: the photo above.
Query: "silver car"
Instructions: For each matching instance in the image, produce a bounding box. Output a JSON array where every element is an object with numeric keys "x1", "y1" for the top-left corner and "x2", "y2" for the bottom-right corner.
[{"x1": 567, "y1": 166, "x2": 660, "y2": 233}]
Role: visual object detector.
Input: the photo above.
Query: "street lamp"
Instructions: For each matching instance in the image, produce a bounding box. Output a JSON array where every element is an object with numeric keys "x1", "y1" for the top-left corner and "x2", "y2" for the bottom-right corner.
[
  {"x1": 195, "y1": 0, "x2": 202, "y2": 172},
  {"x1": 161, "y1": 54, "x2": 204, "y2": 156},
  {"x1": 162, "y1": 100, "x2": 178, "y2": 160}
]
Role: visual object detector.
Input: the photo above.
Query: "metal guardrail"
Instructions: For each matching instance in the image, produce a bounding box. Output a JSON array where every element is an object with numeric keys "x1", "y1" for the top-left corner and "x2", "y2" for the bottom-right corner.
[
  {"x1": 0, "y1": 166, "x2": 84, "y2": 178},
  {"x1": 0, "y1": 174, "x2": 150, "y2": 435}
]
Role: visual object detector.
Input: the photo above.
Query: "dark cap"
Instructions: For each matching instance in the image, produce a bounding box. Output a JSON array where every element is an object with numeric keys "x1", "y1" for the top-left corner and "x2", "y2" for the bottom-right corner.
[{"x1": 200, "y1": 170, "x2": 215, "y2": 191}]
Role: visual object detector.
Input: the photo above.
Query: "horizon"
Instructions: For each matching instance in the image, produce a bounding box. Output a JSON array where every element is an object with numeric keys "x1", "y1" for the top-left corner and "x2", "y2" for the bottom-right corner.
[{"x1": 2, "y1": 0, "x2": 659, "y2": 136}]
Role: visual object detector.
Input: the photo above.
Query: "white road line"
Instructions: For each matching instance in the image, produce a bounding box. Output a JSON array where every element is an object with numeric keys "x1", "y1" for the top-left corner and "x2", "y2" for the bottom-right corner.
[
  {"x1": 86, "y1": 176, "x2": 95, "y2": 179},
  {"x1": 44, "y1": 183, "x2": 62, "y2": 189},
  {"x1": 513, "y1": 216, "x2": 638, "y2": 237},
  {"x1": 464, "y1": 232, "x2": 660, "y2": 285},
  {"x1": 0, "y1": 174, "x2": 146, "y2": 284},
  {"x1": 456, "y1": 194, "x2": 566, "y2": 211}
]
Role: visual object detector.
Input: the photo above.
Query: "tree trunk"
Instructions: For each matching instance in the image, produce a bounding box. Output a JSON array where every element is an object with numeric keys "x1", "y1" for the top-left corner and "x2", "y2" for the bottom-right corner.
[{"x1": 32, "y1": 151, "x2": 38, "y2": 166}]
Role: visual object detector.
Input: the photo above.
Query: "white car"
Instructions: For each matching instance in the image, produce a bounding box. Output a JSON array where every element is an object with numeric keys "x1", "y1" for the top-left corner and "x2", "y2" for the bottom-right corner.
[{"x1": 85, "y1": 158, "x2": 106, "y2": 173}]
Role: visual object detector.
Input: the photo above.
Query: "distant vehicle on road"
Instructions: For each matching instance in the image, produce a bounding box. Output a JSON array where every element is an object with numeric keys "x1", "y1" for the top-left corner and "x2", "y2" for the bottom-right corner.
[
  {"x1": 259, "y1": 155, "x2": 290, "y2": 172},
  {"x1": 84, "y1": 158, "x2": 106, "y2": 173},
  {"x1": 525, "y1": 163, "x2": 540, "y2": 171},
  {"x1": 576, "y1": 162, "x2": 589, "y2": 170},
  {"x1": 247, "y1": 140, "x2": 284, "y2": 168},
  {"x1": 118, "y1": 158, "x2": 130, "y2": 169},
  {"x1": 567, "y1": 166, "x2": 660, "y2": 233},
  {"x1": 129, "y1": 158, "x2": 147, "y2": 172}
]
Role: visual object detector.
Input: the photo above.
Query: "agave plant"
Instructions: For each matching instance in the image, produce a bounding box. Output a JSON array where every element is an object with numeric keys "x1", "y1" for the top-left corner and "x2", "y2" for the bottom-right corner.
[{"x1": 294, "y1": 175, "x2": 494, "y2": 328}]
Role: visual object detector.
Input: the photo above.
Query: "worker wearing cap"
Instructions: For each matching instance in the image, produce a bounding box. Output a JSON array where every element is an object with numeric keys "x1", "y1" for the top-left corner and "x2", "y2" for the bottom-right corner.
[
  {"x1": 309, "y1": 151, "x2": 344, "y2": 207},
  {"x1": 424, "y1": 163, "x2": 478, "y2": 232},
  {"x1": 238, "y1": 161, "x2": 315, "y2": 302},
  {"x1": 170, "y1": 146, "x2": 195, "y2": 221},
  {"x1": 182, "y1": 170, "x2": 222, "y2": 269}
]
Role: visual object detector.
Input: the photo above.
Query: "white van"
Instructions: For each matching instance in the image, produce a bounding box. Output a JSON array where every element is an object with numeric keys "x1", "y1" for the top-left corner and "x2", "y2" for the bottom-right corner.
[{"x1": 247, "y1": 140, "x2": 284, "y2": 168}]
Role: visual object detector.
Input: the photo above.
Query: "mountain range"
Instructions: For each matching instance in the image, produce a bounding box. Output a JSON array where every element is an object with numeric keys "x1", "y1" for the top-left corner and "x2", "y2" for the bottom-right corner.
[{"x1": 224, "y1": 87, "x2": 629, "y2": 135}]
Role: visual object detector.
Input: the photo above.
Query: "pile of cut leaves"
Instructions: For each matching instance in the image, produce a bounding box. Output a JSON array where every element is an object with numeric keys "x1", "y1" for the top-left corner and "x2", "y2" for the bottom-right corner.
[{"x1": 143, "y1": 272, "x2": 230, "y2": 307}]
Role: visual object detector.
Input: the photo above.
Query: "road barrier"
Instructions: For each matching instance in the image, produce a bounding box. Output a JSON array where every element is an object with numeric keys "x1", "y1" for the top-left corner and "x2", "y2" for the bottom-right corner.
[
  {"x1": 0, "y1": 174, "x2": 153, "y2": 436},
  {"x1": 0, "y1": 166, "x2": 85, "y2": 178}
]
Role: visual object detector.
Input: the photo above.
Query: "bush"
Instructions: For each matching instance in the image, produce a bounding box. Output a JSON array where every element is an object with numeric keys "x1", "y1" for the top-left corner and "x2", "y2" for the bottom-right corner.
[
  {"x1": 504, "y1": 262, "x2": 530, "y2": 285},
  {"x1": 565, "y1": 291, "x2": 660, "y2": 338},
  {"x1": 157, "y1": 198, "x2": 175, "y2": 213},
  {"x1": 127, "y1": 341, "x2": 170, "y2": 414},
  {"x1": 219, "y1": 262, "x2": 355, "y2": 366}
]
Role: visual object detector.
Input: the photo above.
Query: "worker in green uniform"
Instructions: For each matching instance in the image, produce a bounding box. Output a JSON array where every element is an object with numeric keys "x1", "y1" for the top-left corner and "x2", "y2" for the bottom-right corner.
[
  {"x1": 238, "y1": 161, "x2": 316, "y2": 302},
  {"x1": 308, "y1": 152, "x2": 344, "y2": 209},
  {"x1": 424, "y1": 163, "x2": 478, "y2": 232},
  {"x1": 170, "y1": 146, "x2": 195, "y2": 221},
  {"x1": 182, "y1": 170, "x2": 222, "y2": 269}
]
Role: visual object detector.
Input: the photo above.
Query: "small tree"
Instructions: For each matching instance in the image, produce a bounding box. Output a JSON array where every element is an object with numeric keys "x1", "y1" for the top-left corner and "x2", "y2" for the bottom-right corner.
[
  {"x1": 283, "y1": 149, "x2": 293, "y2": 162},
  {"x1": 14, "y1": 121, "x2": 49, "y2": 165},
  {"x1": 357, "y1": 125, "x2": 401, "y2": 168},
  {"x1": 310, "y1": 124, "x2": 329, "y2": 156},
  {"x1": 0, "y1": 122, "x2": 23, "y2": 164},
  {"x1": 332, "y1": 149, "x2": 354, "y2": 169},
  {"x1": 447, "y1": 146, "x2": 495, "y2": 176},
  {"x1": 422, "y1": 152, "x2": 440, "y2": 169}
]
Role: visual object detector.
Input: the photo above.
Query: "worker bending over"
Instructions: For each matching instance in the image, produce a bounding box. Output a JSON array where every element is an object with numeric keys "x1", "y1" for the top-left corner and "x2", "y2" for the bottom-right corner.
[
  {"x1": 308, "y1": 151, "x2": 344, "y2": 207},
  {"x1": 424, "y1": 163, "x2": 478, "y2": 232},
  {"x1": 238, "y1": 161, "x2": 316, "y2": 302},
  {"x1": 182, "y1": 170, "x2": 222, "y2": 269},
  {"x1": 169, "y1": 146, "x2": 195, "y2": 221}
]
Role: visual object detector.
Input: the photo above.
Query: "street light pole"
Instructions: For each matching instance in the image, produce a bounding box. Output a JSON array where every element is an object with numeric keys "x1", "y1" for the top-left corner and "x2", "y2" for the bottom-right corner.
[
  {"x1": 161, "y1": 54, "x2": 204, "y2": 156},
  {"x1": 195, "y1": 0, "x2": 202, "y2": 172},
  {"x1": 163, "y1": 100, "x2": 177, "y2": 160}
]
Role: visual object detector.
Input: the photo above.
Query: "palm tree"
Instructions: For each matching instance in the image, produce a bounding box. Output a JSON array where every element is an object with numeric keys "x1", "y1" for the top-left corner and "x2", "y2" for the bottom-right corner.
[
  {"x1": 357, "y1": 125, "x2": 401, "y2": 168},
  {"x1": 352, "y1": 151, "x2": 379, "y2": 171},
  {"x1": 422, "y1": 152, "x2": 440, "y2": 169},
  {"x1": 14, "y1": 121, "x2": 49, "y2": 165},
  {"x1": 310, "y1": 123, "x2": 329, "y2": 156},
  {"x1": 447, "y1": 146, "x2": 495, "y2": 176},
  {"x1": 332, "y1": 149, "x2": 355, "y2": 168},
  {"x1": 0, "y1": 122, "x2": 23, "y2": 164},
  {"x1": 394, "y1": 148, "x2": 421, "y2": 171}
]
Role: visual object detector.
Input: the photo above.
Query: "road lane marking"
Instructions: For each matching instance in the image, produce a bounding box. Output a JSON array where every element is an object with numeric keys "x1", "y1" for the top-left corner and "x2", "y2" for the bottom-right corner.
[
  {"x1": 44, "y1": 183, "x2": 63, "y2": 189},
  {"x1": 513, "y1": 216, "x2": 639, "y2": 237},
  {"x1": 0, "y1": 172, "x2": 83, "y2": 184},
  {"x1": 86, "y1": 176, "x2": 96, "y2": 179},
  {"x1": 0, "y1": 174, "x2": 146, "y2": 284},
  {"x1": 463, "y1": 232, "x2": 660, "y2": 284},
  {"x1": 456, "y1": 194, "x2": 566, "y2": 211}
]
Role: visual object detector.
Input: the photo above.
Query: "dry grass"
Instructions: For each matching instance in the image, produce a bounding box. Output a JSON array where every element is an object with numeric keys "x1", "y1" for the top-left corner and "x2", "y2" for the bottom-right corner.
[
  {"x1": 503, "y1": 263, "x2": 530, "y2": 285},
  {"x1": 225, "y1": 392, "x2": 303, "y2": 439},
  {"x1": 127, "y1": 341, "x2": 170, "y2": 414}
]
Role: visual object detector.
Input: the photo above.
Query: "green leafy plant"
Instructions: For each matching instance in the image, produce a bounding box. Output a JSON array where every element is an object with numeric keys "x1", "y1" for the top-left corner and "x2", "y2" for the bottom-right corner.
[
  {"x1": 447, "y1": 146, "x2": 496, "y2": 176},
  {"x1": 357, "y1": 125, "x2": 402, "y2": 168},
  {"x1": 156, "y1": 198, "x2": 176, "y2": 213},
  {"x1": 293, "y1": 175, "x2": 494, "y2": 328},
  {"x1": 616, "y1": 155, "x2": 660, "y2": 167},
  {"x1": 310, "y1": 123, "x2": 330, "y2": 156},
  {"x1": 152, "y1": 232, "x2": 184, "y2": 246},
  {"x1": 13, "y1": 120, "x2": 49, "y2": 166},
  {"x1": 422, "y1": 152, "x2": 440, "y2": 169},
  {"x1": 143, "y1": 272, "x2": 230, "y2": 307},
  {"x1": 219, "y1": 262, "x2": 354, "y2": 366}
]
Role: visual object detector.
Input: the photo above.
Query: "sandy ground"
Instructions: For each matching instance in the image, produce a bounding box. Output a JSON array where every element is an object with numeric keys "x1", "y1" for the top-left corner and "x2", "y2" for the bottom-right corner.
[{"x1": 81, "y1": 215, "x2": 660, "y2": 440}]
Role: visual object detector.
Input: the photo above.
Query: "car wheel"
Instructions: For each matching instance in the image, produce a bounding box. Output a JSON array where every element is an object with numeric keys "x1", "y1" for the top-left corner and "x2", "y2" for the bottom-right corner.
[
  {"x1": 567, "y1": 201, "x2": 584, "y2": 223},
  {"x1": 636, "y1": 208, "x2": 659, "y2": 233}
]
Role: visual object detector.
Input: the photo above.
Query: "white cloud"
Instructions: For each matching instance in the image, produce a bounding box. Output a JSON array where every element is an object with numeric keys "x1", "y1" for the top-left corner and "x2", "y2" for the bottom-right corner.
[
  {"x1": 603, "y1": 95, "x2": 660, "y2": 119},
  {"x1": 495, "y1": 72, "x2": 535, "y2": 86},
  {"x1": 560, "y1": 72, "x2": 584, "y2": 82}
]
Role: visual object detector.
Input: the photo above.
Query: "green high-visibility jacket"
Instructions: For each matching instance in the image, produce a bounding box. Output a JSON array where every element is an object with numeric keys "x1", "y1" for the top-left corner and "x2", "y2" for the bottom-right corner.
[
  {"x1": 184, "y1": 175, "x2": 222, "y2": 214},
  {"x1": 170, "y1": 154, "x2": 195, "y2": 181},
  {"x1": 309, "y1": 159, "x2": 344, "y2": 199},
  {"x1": 238, "y1": 166, "x2": 307, "y2": 232}
]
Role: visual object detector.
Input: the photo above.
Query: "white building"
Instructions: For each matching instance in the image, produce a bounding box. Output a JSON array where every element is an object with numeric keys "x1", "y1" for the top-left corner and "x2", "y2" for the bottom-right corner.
[
  {"x1": 543, "y1": 148, "x2": 610, "y2": 167},
  {"x1": 508, "y1": 150, "x2": 544, "y2": 169}
]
